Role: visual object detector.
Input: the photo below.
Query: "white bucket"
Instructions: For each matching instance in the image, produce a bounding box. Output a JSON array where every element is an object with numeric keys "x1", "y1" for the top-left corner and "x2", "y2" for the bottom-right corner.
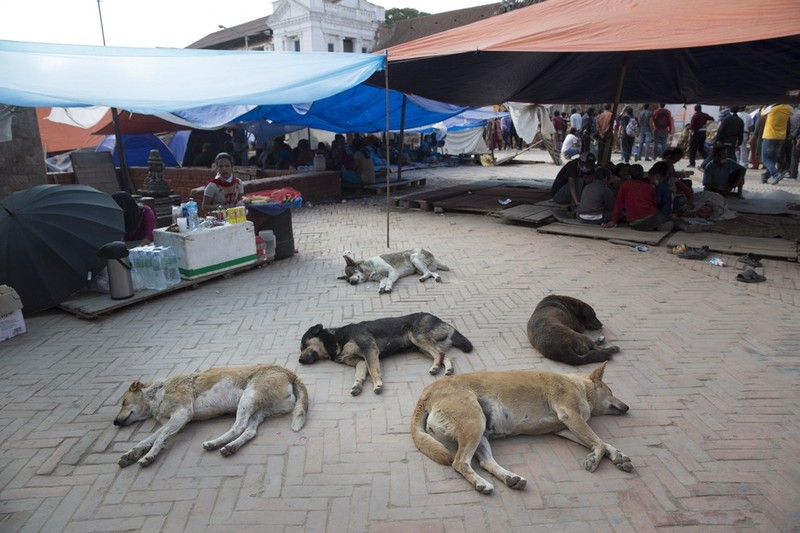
[{"x1": 258, "y1": 230, "x2": 276, "y2": 259}]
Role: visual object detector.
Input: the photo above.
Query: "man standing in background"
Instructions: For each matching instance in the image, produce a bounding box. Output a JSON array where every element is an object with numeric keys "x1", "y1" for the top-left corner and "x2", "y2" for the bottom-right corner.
[
  {"x1": 637, "y1": 104, "x2": 654, "y2": 161},
  {"x1": 687, "y1": 104, "x2": 712, "y2": 167},
  {"x1": 760, "y1": 104, "x2": 793, "y2": 185},
  {"x1": 737, "y1": 107, "x2": 754, "y2": 167},
  {"x1": 651, "y1": 104, "x2": 673, "y2": 160}
]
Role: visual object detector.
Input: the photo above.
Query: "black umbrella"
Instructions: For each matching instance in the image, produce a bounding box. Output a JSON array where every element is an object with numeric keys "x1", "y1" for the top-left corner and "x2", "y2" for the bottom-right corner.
[{"x1": 0, "y1": 184, "x2": 124, "y2": 313}]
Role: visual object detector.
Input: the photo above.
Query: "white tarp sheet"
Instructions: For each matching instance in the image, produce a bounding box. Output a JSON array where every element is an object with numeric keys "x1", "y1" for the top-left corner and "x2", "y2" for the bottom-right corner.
[{"x1": 0, "y1": 40, "x2": 385, "y2": 114}]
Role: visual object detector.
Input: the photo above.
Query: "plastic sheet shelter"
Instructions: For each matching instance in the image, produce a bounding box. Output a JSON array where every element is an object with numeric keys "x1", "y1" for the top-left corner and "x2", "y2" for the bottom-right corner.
[
  {"x1": 372, "y1": 0, "x2": 800, "y2": 106},
  {"x1": 0, "y1": 40, "x2": 385, "y2": 113}
]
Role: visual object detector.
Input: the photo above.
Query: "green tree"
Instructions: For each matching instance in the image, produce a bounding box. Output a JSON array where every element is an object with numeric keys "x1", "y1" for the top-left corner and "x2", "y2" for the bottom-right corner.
[{"x1": 385, "y1": 7, "x2": 430, "y2": 24}]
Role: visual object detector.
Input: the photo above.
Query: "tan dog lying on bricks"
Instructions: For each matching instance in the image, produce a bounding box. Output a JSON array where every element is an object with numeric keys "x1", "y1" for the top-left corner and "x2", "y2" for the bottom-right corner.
[
  {"x1": 114, "y1": 365, "x2": 308, "y2": 467},
  {"x1": 411, "y1": 362, "x2": 632, "y2": 494}
]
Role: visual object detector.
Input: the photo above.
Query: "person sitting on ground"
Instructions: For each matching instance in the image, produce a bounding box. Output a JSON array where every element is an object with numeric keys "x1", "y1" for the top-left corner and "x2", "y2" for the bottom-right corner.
[
  {"x1": 353, "y1": 146, "x2": 376, "y2": 184},
  {"x1": 660, "y1": 147, "x2": 694, "y2": 212},
  {"x1": 576, "y1": 166, "x2": 615, "y2": 224},
  {"x1": 192, "y1": 143, "x2": 215, "y2": 168},
  {"x1": 702, "y1": 144, "x2": 746, "y2": 197},
  {"x1": 560, "y1": 127, "x2": 581, "y2": 160},
  {"x1": 550, "y1": 152, "x2": 597, "y2": 208},
  {"x1": 649, "y1": 161, "x2": 673, "y2": 218},
  {"x1": 112, "y1": 192, "x2": 156, "y2": 246},
  {"x1": 603, "y1": 163, "x2": 674, "y2": 231},
  {"x1": 202, "y1": 152, "x2": 244, "y2": 215}
]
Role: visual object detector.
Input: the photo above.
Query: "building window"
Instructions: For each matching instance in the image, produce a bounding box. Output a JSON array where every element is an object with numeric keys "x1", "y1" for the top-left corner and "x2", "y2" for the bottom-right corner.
[
  {"x1": 328, "y1": 43, "x2": 334, "y2": 52},
  {"x1": 343, "y1": 38, "x2": 354, "y2": 53},
  {"x1": 361, "y1": 47, "x2": 367, "y2": 54},
  {"x1": 294, "y1": 40, "x2": 301, "y2": 52}
]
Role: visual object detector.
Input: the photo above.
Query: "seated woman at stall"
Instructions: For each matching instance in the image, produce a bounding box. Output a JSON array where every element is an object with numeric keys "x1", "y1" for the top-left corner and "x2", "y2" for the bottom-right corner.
[
  {"x1": 112, "y1": 192, "x2": 156, "y2": 246},
  {"x1": 202, "y1": 152, "x2": 244, "y2": 215},
  {"x1": 294, "y1": 139, "x2": 314, "y2": 167}
]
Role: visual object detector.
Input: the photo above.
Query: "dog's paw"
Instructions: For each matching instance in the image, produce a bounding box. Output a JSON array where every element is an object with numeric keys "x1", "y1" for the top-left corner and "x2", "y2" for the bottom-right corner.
[
  {"x1": 373, "y1": 384, "x2": 383, "y2": 394},
  {"x1": 433, "y1": 274, "x2": 441, "y2": 282},
  {"x1": 582, "y1": 450, "x2": 602, "y2": 472},
  {"x1": 379, "y1": 287, "x2": 392, "y2": 294},
  {"x1": 596, "y1": 335, "x2": 606, "y2": 344},
  {"x1": 475, "y1": 480, "x2": 494, "y2": 494},
  {"x1": 428, "y1": 365, "x2": 441, "y2": 375},
  {"x1": 608, "y1": 345, "x2": 621, "y2": 354},
  {"x1": 612, "y1": 452, "x2": 633, "y2": 472},
  {"x1": 219, "y1": 445, "x2": 236, "y2": 457},
  {"x1": 505, "y1": 475, "x2": 527, "y2": 490},
  {"x1": 444, "y1": 367, "x2": 454, "y2": 376},
  {"x1": 118, "y1": 453, "x2": 137, "y2": 468},
  {"x1": 350, "y1": 383, "x2": 363, "y2": 396},
  {"x1": 138, "y1": 455, "x2": 156, "y2": 467},
  {"x1": 202, "y1": 441, "x2": 219, "y2": 451}
]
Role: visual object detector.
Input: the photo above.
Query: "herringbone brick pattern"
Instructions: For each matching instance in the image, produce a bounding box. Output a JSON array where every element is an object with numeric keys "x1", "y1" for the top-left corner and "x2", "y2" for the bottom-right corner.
[{"x1": 1, "y1": 164, "x2": 799, "y2": 532}]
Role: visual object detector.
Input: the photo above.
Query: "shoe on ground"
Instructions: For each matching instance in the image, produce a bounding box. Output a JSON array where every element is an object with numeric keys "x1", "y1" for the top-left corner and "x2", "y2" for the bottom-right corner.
[
  {"x1": 769, "y1": 175, "x2": 784, "y2": 185},
  {"x1": 736, "y1": 269, "x2": 766, "y2": 283},
  {"x1": 738, "y1": 253, "x2": 763, "y2": 268}
]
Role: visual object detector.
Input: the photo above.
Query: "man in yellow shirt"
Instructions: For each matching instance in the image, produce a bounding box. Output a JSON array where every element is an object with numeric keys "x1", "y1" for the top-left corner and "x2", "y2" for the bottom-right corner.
[{"x1": 760, "y1": 104, "x2": 793, "y2": 184}]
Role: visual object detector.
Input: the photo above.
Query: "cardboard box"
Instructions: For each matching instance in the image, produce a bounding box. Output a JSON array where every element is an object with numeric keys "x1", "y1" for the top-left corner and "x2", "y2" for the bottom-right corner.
[
  {"x1": 153, "y1": 221, "x2": 258, "y2": 280},
  {"x1": 0, "y1": 285, "x2": 26, "y2": 343}
]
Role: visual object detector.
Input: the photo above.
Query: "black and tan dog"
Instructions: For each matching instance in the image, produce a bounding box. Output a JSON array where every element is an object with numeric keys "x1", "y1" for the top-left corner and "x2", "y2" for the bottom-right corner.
[
  {"x1": 300, "y1": 312, "x2": 473, "y2": 395},
  {"x1": 526, "y1": 294, "x2": 619, "y2": 365},
  {"x1": 411, "y1": 362, "x2": 632, "y2": 494}
]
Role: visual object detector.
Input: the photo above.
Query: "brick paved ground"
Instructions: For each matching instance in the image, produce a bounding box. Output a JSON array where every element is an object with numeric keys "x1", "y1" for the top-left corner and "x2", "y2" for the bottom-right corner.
[{"x1": 1, "y1": 150, "x2": 799, "y2": 532}]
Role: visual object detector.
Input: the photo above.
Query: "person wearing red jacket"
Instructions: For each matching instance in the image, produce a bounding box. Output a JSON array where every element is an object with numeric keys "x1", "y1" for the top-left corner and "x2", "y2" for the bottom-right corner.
[{"x1": 603, "y1": 164, "x2": 674, "y2": 231}]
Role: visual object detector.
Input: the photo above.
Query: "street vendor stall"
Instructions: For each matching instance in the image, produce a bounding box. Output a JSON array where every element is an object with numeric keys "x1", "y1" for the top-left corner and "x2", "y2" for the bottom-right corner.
[
  {"x1": 243, "y1": 187, "x2": 302, "y2": 260},
  {"x1": 154, "y1": 221, "x2": 257, "y2": 280}
]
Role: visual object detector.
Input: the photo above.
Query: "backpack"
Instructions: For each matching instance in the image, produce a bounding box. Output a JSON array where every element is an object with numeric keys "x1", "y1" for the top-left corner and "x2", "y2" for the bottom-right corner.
[
  {"x1": 625, "y1": 117, "x2": 639, "y2": 137},
  {"x1": 653, "y1": 108, "x2": 670, "y2": 130}
]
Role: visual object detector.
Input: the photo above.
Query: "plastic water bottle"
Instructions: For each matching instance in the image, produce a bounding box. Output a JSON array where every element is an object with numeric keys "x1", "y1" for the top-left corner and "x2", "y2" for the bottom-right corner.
[
  {"x1": 162, "y1": 247, "x2": 181, "y2": 285},
  {"x1": 186, "y1": 199, "x2": 199, "y2": 231},
  {"x1": 151, "y1": 249, "x2": 168, "y2": 290},
  {"x1": 142, "y1": 249, "x2": 155, "y2": 289}
]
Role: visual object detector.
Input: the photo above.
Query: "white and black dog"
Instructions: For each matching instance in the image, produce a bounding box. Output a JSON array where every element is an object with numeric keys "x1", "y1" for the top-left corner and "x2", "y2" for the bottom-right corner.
[
  {"x1": 338, "y1": 248, "x2": 449, "y2": 293},
  {"x1": 300, "y1": 313, "x2": 473, "y2": 395}
]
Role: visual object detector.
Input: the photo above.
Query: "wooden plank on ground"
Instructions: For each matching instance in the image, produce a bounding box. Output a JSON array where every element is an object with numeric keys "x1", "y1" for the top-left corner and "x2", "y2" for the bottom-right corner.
[
  {"x1": 536, "y1": 222, "x2": 669, "y2": 245},
  {"x1": 493, "y1": 204, "x2": 554, "y2": 223},
  {"x1": 665, "y1": 233, "x2": 798, "y2": 260},
  {"x1": 393, "y1": 182, "x2": 497, "y2": 210},
  {"x1": 58, "y1": 262, "x2": 264, "y2": 319}
]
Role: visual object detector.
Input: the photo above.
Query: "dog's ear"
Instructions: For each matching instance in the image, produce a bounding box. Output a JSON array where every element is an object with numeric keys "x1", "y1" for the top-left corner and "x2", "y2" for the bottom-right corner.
[
  {"x1": 588, "y1": 361, "x2": 608, "y2": 382},
  {"x1": 128, "y1": 381, "x2": 145, "y2": 392},
  {"x1": 344, "y1": 255, "x2": 358, "y2": 267},
  {"x1": 308, "y1": 324, "x2": 323, "y2": 334},
  {"x1": 336, "y1": 275, "x2": 349, "y2": 281}
]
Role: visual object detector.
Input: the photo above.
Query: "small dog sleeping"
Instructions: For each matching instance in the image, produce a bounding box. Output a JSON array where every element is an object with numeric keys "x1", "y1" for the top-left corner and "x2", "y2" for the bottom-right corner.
[{"x1": 338, "y1": 248, "x2": 449, "y2": 293}]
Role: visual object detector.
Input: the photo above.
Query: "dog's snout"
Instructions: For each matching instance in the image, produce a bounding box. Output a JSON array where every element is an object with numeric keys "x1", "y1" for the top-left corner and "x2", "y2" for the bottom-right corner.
[
  {"x1": 299, "y1": 350, "x2": 318, "y2": 364},
  {"x1": 348, "y1": 279, "x2": 359, "y2": 286},
  {"x1": 616, "y1": 402, "x2": 629, "y2": 414}
]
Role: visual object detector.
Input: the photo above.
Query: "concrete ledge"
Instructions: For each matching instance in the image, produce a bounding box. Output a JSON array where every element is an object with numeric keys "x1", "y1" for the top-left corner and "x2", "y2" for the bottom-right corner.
[{"x1": 189, "y1": 170, "x2": 341, "y2": 204}]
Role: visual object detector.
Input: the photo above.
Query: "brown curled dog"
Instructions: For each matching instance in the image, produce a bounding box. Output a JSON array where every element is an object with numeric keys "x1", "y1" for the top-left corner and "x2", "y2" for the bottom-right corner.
[{"x1": 527, "y1": 294, "x2": 619, "y2": 365}]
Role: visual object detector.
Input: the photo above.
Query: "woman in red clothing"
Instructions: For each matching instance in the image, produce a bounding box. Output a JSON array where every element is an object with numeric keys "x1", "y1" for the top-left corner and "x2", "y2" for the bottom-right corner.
[{"x1": 602, "y1": 164, "x2": 674, "y2": 231}]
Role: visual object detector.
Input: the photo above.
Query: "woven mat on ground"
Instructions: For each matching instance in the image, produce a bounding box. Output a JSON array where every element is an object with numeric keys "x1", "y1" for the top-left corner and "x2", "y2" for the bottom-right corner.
[{"x1": 683, "y1": 213, "x2": 800, "y2": 241}]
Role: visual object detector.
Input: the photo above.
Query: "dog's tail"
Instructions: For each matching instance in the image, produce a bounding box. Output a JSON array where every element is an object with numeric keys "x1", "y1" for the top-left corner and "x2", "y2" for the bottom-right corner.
[
  {"x1": 289, "y1": 376, "x2": 309, "y2": 432},
  {"x1": 411, "y1": 394, "x2": 454, "y2": 466},
  {"x1": 451, "y1": 329, "x2": 473, "y2": 353},
  {"x1": 434, "y1": 260, "x2": 450, "y2": 271}
]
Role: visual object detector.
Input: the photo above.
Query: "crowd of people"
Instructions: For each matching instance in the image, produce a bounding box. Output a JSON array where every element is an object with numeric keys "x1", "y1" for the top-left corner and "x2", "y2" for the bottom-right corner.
[{"x1": 550, "y1": 103, "x2": 799, "y2": 231}]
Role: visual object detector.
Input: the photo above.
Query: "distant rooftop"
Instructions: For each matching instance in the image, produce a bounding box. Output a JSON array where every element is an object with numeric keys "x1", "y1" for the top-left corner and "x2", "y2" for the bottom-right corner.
[{"x1": 187, "y1": 16, "x2": 271, "y2": 50}]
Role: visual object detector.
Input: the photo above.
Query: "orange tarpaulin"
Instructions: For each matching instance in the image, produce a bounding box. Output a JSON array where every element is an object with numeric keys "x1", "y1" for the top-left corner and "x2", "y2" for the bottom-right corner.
[
  {"x1": 36, "y1": 108, "x2": 105, "y2": 154},
  {"x1": 373, "y1": 0, "x2": 800, "y2": 106}
]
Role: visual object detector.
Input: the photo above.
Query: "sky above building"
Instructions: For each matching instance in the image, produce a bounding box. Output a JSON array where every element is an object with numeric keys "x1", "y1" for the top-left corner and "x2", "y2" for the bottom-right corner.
[{"x1": 2, "y1": 0, "x2": 495, "y2": 49}]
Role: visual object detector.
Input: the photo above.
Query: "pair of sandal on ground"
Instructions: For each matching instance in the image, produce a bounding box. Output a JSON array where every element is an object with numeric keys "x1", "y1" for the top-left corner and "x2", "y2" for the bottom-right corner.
[
  {"x1": 736, "y1": 253, "x2": 766, "y2": 283},
  {"x1": 670, "y1": 246, "x2": 766, "y2": 283}
]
